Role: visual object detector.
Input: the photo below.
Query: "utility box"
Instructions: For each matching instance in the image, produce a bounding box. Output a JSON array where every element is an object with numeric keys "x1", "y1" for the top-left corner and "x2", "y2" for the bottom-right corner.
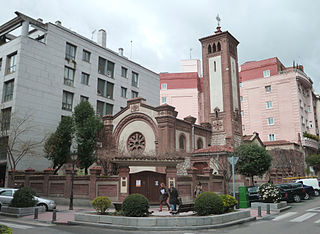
[{"x1": 238, "y1": 186, "x2": 250, "y2": 208}]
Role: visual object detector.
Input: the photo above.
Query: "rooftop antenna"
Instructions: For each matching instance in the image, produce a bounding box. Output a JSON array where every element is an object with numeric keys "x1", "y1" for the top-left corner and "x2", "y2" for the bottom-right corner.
[
  {"x1": 189, "y1": 48, "x2": 192, "y2": 59},
  {"x1": 91, "y1": 29, "x2": 96, "y2": 40},
  {"x1": 130, "y1": 40, "x2": 133, "y2": 59}
]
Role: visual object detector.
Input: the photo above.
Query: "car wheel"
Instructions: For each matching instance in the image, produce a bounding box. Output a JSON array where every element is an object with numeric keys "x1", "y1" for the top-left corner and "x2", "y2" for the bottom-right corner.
[
  {"x1": 293, "y1": 194, "x2": 301, "y2": 203},
  {"x1": 315, "y1": 190, "x2": 320, "y2": 197},
  {"x1": 304, "y1": 193, "x2": 310, "y2": 200},
  {"x1": 38, "y1": 203, "x2": 48, "y2": 211}
]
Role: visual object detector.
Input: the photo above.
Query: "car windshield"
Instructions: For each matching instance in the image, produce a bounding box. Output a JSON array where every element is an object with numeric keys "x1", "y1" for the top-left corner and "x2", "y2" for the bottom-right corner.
[{"x1": 248, "y1": 187, "x2": 258, "y2": 193}]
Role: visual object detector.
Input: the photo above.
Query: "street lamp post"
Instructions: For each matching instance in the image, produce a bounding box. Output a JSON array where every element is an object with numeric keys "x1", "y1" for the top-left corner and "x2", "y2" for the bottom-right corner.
[{"x1": 69, "y1": 150, "x2": 78, "y2": 210}]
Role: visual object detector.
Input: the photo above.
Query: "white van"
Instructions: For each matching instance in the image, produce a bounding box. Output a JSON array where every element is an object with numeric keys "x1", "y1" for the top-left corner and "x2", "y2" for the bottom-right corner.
[{"x1": 295, "y1": 178, "x2": 320, "y2": 196}]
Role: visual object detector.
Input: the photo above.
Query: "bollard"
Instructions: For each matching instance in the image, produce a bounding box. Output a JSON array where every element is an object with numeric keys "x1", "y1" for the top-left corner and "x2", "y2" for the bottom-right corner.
[
  {"x1": 34, "y1": 207, "x2": 38, "y2": 219},
  {"x1": 258, "y1": 206, "x2": 262, "y2": 217},
  {"x1": 266, "y1": 204, "x2": 270, "y2": 214},
  {"x1": 52, "y1": 209, "x2": 57, "y2": 223}
]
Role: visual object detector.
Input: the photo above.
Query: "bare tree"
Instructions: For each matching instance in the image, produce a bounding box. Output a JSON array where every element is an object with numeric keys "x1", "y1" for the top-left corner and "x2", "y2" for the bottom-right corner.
[
  {"x1": 210, "y1": 154, "x2": 232, "y2": 193},
  {"x1": 0, "y1": 111, "x2": 45, "y2": 171}
]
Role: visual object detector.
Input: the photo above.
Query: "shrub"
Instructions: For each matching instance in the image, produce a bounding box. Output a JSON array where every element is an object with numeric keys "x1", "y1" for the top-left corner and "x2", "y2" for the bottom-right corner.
[
  {"x1": 303, "y1": 131, "x2": 319, "y2": 141},
  {"x1": 0, "y1": 224, "x2": 12, "y2": 234},
  {"x1": 194, "y1": 192, "x2": 224, "y2": 215},
  {"x1": 220, "y1": 194, "x2": 238, "y2": 212},
  {"x1": 122, "y1": 194, "x2": 149, "y2": 217},
  {"x1": 92, "y1": 196, "x2": 111, "y2": 214},
  {"x1": 258, "y1": 183, "x2": 281, "y2": 203},
  {"x1": 10, "y1": 187, "x2": 37, "y2": 208}
]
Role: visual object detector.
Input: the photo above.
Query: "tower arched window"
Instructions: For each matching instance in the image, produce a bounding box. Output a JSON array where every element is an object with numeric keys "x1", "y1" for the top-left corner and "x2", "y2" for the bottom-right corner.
[
  {"x1": 208, "y1": 44, "x2": 211, "y2": 54},
  {"x1": 214, "y1": 61, "x2": 216, "y2": 72},
  {"x1": 197, "y1": 138, "x2": 203, "y2": 149},
  {"x1": 217, "y1": 42, "x2": 221, "y2": 51},
  {"x1": 213, "y1": 43, "x2": 216, "y2": 53},
  {"x1": 179, "y1": 134, "x2": 186, "y2": 151}
]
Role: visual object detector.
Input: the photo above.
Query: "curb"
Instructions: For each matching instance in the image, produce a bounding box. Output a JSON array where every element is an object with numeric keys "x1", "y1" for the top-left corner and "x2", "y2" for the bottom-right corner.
[{"x1": 68, "y1": 216, "x2": 256, "y2": 231}]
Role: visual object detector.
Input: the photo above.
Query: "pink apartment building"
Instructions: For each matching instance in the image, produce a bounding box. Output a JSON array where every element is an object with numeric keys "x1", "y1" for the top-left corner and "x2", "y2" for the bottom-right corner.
[
  {"x1": 239, "y1": 57, "x2": 319, "y2": 156},
  {"x1": 160, "y1": 60, "x2": 204, "y2": 124}
]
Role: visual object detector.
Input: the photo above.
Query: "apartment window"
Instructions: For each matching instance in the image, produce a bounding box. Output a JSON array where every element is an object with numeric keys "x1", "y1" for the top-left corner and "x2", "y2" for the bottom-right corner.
[
  {"x1": 80, "y1": 95, "x2": 88, "y2": 102},
  {"x1": 81, "y1": 72, "x2": 89, "y2": 85},
  {"x1": 64, "y1": 67, "x2": 75, "y2": 86},
  {"x1": 263, "y1": 70, "x2": 270, "y2": 78},
  {"x1": 65, "y1": 43, "x2": 76, "y2": 60},
  {"x1": 132, "y1": 91, "x2": 139, "y2": 98},
  {"x1": 121, "y1": 87, "x2": 127, "y2": 98},
  {"x1": 161, "y1": 83, "x2": 167, "y2": 90},
  {"x1": 268, "y1": 134, "x2": 275, "y2": 141},
  {"x1": 240, "y1": 96, "x2": 243, "y2": 102},
  {"x1": 62, "y1": 91, "x2": 74, "y2": 111},
  {"x1": 131, "y1": 72, "x2": 139, "y2": 87},
  {"x1": 121, "y1": 67, "x2": 128, "y2": 78},
  {"x1": 267, "y1": 117, "x2": 274, "y2": 125},
  {"x1": 98, "y1": 57, "x2": 114, "y2": 78},
  {"x1": 309, "y1": 121, "x2": 313, "y2": 128},
  {"x1": 106, "y1": 82, "x2": 114, "y2": 99},
  {"x1": 3, "y1": 80, "x2": 14, "y2": 102},
  {"x1": 308, "y1": 106, "x2": 311, "y2": 112},
  {"x1": 6, "y1": 52, "x2": 17, "y2": 74},
  {"x1": 162, "y1": 97, "x2": 167, "y2": 104},
  {"x1": 241, "y1": 111, "x2": 244, "y2": 117},
  {"x1": 242, "y1": 125, "x2": 245, "y2": 131},
  {"x1": 106, "y1": 103, "x2": 113, "y2": 115},
  {"x1": 1, "y1": 107, "x2": 11, "y2": 131},
  {"x1": 265, "y1": 85, "x2": 271, "y2": 93},
  {"x1": 96, "y1": 101, "x2": 105, "y2": 117},
  {"x1": 266, "y1": 101, "x2": 272, "y2": 109},
  {"x1": 82, "y1": 50, "x2": 91, "y2": 62},
  {"x1": 239, "y1": 82, "x2": 242, "y2": 88}
]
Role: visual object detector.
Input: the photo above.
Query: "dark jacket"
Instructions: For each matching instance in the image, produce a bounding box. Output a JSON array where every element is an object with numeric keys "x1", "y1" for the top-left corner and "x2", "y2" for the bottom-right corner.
[{"x1": 169, "y1": 187, "x2": 179, "y2": 204}]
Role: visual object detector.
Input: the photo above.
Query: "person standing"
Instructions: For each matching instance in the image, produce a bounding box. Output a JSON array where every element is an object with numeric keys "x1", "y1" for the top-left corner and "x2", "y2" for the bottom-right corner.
[
  {"x1": 169, "y1": 185, "x2": 179, "y2": 211},
  {"x1": 159, "y1": 183, "x2": 170, "y2": 212},
  {"x1": 194, "y1": 182, "x2": 203, "y2": 197}
]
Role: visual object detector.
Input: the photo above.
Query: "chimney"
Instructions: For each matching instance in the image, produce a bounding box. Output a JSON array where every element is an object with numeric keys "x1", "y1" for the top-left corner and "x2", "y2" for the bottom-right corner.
[
  {"x1": 55, "y1": 20, "x2": 61, "y2": 26},
  {"x1": 118, "y1": 48, "x2": 124, "y2": 56},
  {"x1": 97, "y1": 29, "x2": 106, "y2": 48}
]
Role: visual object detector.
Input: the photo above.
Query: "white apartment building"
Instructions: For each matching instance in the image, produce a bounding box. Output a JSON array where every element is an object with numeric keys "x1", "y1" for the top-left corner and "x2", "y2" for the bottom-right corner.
[{"x1": 0, "y1": 12, "x2": 160, "y2": 174}]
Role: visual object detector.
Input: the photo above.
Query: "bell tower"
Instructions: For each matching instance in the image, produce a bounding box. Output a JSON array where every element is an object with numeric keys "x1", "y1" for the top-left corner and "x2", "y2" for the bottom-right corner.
[{"x1": 199, "y1": 16, "x2": 242, "y2": 147}]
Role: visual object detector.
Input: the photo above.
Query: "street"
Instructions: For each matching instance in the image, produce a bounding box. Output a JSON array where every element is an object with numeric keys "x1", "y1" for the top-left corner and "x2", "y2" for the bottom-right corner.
[{"x1": 1, "y1": 196, "x2": 319, "y2": 234}]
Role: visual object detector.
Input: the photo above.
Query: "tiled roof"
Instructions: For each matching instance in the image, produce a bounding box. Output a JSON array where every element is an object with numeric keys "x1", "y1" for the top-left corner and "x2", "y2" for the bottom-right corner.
[
  {"x1": 263, "y1": 140, "x2": 293, "y2": 146},
  {"x1": 193, "y1": 145, "x2": 234, "y2": 154},
  {"x1": 243, "y1": 135, "x2": 253, "y2": 141}
]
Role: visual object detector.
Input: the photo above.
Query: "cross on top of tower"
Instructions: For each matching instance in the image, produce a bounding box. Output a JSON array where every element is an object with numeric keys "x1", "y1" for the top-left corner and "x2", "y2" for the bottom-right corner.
[{"x1": 215, "y1": 14, "x2": 222, "y2": 34}]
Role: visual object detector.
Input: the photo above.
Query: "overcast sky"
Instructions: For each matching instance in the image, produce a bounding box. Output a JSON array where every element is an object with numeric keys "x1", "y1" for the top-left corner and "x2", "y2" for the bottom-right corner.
[{"x1": 2, "y1": 0, "x2": 320, "y2": 91}]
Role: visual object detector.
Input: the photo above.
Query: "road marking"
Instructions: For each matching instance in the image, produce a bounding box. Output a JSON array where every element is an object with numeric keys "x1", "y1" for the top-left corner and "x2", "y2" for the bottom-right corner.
[
  {"x1": 273, "y1": 212, "x2": 297, "y2": 221},
  {"x1": 307, "y1": 207, "x2": 320, "y2": 213},
  {"x1": 0, "y1": 221, "x2": 34, "y2": 229},
  {"x1": 289, "y1": 213, "x2": 317, "y2": 222},
  {"x1": 314, "y1": 219, "x2": 320, "y2": 223}
]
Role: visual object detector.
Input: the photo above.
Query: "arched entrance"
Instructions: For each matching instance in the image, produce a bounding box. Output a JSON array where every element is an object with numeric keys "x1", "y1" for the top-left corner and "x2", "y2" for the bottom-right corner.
[{"x1": 129, "y1": 171, "x2": 166, "y2": 203}]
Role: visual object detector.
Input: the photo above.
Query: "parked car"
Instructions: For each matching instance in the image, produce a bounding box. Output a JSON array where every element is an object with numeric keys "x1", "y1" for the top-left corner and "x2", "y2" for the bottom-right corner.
[
  {"x1": 275, "y1": 183, "x2": 306, "y2": 203},
  {"x1": 295, "y1": 178, "x2": 320, "y2": 196},
  {"x1": 0, "y1": 188, "x2": 56, "y2": 211},
  {"x1": 247, "y1": 186, "x2": 261, "y2": 203}
]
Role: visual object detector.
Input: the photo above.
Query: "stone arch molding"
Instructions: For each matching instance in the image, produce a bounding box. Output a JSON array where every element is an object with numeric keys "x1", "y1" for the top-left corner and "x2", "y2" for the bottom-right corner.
[{"x1": 113, "y1": 113, "x2": 159, "y2": 154}]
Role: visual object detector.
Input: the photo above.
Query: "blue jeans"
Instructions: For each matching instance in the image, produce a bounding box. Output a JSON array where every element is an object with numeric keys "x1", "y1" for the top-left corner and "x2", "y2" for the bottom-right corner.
[{"x1": 171, "y1": 204, "x2": 176, "y2": 211}]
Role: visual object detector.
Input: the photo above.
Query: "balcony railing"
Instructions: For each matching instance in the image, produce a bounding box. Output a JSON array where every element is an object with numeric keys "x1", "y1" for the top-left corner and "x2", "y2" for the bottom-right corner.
[{"x1": 302, "y1": 137, "x2": 319, "y2": 150}]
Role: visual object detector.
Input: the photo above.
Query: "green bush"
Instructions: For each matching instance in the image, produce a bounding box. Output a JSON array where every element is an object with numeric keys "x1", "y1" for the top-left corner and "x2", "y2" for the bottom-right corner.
[
  {"x1": 122, "y1": 194, "x2": 149, "y2": 217},
  {"x1": 258, "y1": 183, "x2": 281, "y2": 203},
  {"x1": 303, "y1": 131, "x2": 319, "y2": 141},
  {"x1": 194, "y1": 192, "x2": 224, "y2": 216},
  {"x1": 10, "y1": 187, "x2": 37, "y2": 208},
  {"x1": 220, "y1": 194, "x2": 238, "y2": 212},
  {"x1": 0, "y1": 224, "x2": 12, "y2": 234},
  {"x1": 92, "y1": 196, "x2": 111, "y2": 214}
]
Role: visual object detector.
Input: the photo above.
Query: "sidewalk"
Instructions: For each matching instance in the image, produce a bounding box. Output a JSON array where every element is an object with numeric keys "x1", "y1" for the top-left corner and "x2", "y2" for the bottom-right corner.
[{"x1": 19, "y1": 205, "x2": 271, "y2": 225}]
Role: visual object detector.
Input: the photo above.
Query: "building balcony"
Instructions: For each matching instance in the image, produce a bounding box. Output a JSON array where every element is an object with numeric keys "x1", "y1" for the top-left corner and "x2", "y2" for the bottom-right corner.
[{"x1": 302, "y1": 137, "x2": 319, "y2": 150}]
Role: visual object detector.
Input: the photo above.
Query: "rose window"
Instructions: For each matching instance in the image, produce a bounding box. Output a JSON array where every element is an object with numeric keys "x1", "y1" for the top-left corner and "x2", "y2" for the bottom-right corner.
[{"x1": 127, "y1": 132, "x2": 146, "y2": 152}]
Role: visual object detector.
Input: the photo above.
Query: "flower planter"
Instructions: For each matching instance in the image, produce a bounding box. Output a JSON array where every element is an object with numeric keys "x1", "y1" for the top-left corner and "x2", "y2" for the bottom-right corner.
[
  {"x1": 250, "y1": 201, "x2": 287, "y2": 211},
  {"x1": 0, "y1": 206, "x2": 45, "y2": 217}
]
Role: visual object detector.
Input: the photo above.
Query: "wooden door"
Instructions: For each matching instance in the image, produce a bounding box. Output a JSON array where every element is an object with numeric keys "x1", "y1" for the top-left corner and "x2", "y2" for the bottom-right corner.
[{"x1": 129, "y1": 171, "x2": 166, "y2": 203}]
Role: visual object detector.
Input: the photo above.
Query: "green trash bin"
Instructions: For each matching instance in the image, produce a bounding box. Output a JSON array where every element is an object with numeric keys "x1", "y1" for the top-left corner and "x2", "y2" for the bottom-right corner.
[{"x1": 238, "y1": 186, "x2": 250, "y2": 208}]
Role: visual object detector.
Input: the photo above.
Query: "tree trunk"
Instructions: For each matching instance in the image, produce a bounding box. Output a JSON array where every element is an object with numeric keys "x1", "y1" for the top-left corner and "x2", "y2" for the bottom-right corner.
[
  {"x1": 85, "y1": 167, "x2": 88, "y2": 175},
  {"x1": 251, "y1": 175, "x2": 254, "y2": 186},
  {"x1": 54, "y1": 164, "x2": 63, "y2": 175}
]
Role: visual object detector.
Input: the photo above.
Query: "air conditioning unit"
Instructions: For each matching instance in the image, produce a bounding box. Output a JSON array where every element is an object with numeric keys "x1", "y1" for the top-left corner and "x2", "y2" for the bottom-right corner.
[{"x1": 107, "y1": 71, "x2": 112, "y2": 77}]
